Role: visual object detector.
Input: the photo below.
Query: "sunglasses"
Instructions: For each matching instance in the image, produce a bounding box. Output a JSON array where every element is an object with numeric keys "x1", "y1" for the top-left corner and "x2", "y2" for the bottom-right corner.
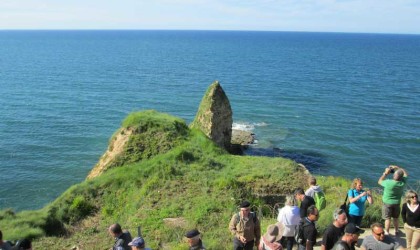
[{"x1": 411, "y1": 196, "x2": 418, "y2": 199}]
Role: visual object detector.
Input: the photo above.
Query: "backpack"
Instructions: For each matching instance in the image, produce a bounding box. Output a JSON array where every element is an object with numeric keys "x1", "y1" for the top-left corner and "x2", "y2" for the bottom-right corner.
[
  {"x1": 294, "y1": 219, "x2": 309, "y2": 245},
  {"x1": 314, "y1": 191, "x2": 326, "y2": 211},
  {"x1": 235, "y1": 211, "x2": 257, "y2": 225}
]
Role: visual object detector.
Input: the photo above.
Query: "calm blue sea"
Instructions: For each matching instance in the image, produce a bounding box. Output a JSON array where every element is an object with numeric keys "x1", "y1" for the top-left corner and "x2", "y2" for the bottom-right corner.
[{"x1": 0, "y1": 30, "x2": 419, "y2": 211}]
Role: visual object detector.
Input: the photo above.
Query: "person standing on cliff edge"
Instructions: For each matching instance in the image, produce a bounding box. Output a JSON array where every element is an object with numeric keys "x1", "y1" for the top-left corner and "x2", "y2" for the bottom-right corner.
[{"x1": 378, "y1": 165, "x2": 408, "y2": 235}]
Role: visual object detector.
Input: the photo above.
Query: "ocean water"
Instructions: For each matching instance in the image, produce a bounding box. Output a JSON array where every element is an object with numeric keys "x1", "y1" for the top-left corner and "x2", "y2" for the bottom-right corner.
[{"x1": 0, "y1": 30, "x2": 419, "y2": 211}]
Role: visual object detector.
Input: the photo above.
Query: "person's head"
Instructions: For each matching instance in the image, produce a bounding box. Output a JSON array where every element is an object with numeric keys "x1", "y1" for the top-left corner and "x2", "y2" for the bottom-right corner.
[
  {"x1": 352, "y1": 178, "x2": 363, "y2": 191},
  {"x1": 393, "y1": 169, "x2": 404, "y2": 181},
  {"x1": 284, "y1": 194, "x2": 297, "y2": 207},
  {"x1": 343, "y1": 223, "x2": 364, "y2": 244},
  {"x1": 371, "y1": 223, "x2": 385, "y2": 241},
  {"x1": 405, "y1": 190, "x2": 418, "y2": 205},
  {"x1": 128, "y1": 237, "x2": 145, "y2": 250},
  {"x1": 333, "y1": 208, "x2": 348, "y2": 228},
  {"x1": 294, "y1": 188, "x2": 305, "y2": 201},
  {"x1": 108, "y1": 223, "x2": 123, "y2": 237},
  {"x1": 14, "y1": 238, "x2": 32, "y2": 250},
  {"x1": 0, "y1": 229, "x2": 3, "y2": 241},
  {"x1": 239, "y1": 200, "x2": 251, "y2": 218},
  {"x1": 263, "y1": 224, "x2": 283, "y2": 243},
  {"x1": 307, "y1": 205, "x2": 319, "y2": 222},
  {"x1": 308, "y1": 176, "x2": 317, "y2": 186},
  {"x1": 185, "y1": 229, "x2": 201, "y2": 247}
]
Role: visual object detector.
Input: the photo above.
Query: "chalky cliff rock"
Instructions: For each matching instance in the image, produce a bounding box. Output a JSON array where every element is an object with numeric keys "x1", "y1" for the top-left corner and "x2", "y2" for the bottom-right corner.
[{"x1": 190, "y1": 81, "x2": 233, "y2": 152}]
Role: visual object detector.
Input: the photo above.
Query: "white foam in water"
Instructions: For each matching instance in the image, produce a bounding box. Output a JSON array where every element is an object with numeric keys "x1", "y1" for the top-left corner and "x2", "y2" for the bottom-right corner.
[{"x1": 232, "y1": 121, "x2": 268, "y2": 131}]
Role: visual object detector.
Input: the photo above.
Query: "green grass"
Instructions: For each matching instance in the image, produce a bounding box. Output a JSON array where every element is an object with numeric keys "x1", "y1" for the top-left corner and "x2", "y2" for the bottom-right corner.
[{"x1": 0, "y1": 110, "x2": 403, "y2": 249}]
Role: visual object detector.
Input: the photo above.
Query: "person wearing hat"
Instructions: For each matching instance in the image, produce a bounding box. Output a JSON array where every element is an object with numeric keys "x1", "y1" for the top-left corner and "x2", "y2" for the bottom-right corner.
[
  {"x1": 258, "y1": 223, "x2": 284, "y2": 250},
  {"x1": 185, "y1": 229, "x2": 205, "y2": 250},
  {"x1": 360, "y1": 222, "x2": 403, "y2": 250},
  {"x1": 378, "y1": 165, "x2": 408, "y2": 235},
  {"x1": 229, "y1": 200, "x2": 261, "y2": 250},
  {"x1": 127, "y1": 236, "x2": 151, "y2": 250},
  {"x1": 332, "y1": 223, "x2": 364, "y2": 250}
]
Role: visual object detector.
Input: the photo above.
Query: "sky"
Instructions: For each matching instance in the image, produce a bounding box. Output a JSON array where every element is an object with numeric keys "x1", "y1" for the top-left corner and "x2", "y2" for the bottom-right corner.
[{"x1": 1, "y1": 0, "x2": 420, "y2": 34}]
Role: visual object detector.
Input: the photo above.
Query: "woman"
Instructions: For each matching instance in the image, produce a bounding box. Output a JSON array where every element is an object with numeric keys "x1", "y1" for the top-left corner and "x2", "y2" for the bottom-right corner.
[
  {"x1": 401, "y1": 190, "x2": 420, "y2": 250},
  {"x1": 348, "y1": 178, "x2": 373, "y2": 226},
  {"x1": 277, "y1": 195, "x2": 300, "y2": 250}
]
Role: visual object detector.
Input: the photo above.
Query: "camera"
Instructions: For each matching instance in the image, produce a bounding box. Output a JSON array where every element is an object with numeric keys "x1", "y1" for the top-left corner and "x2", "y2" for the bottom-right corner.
[{"x1": 388, "y1": 166, "x2": 396, "y2": 173}]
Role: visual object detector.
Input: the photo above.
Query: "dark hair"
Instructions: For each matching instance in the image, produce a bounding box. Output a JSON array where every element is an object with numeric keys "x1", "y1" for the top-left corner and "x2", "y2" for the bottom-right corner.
[
  {"x1": 307, "y1": 205, "x2": 318, "y2": 215},
  {"x1": 14, "y1": 238, "x2": 32, "y2": 250},
  {"x1": 109, "y1": 223, "x2": 123, "y2": 234},
  {"x1": 309, "y1": 176, "x2": 317, "y2": 185},
  {"x1": 294, "y1": 188, "x2": 305, "y2": 196},
  {"x1": 0, "y1": 229, "x2": 2, "y2": 240}
]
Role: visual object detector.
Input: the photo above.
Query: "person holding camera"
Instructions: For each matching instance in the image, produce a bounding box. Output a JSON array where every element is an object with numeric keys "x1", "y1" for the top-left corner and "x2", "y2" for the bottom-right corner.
[
  {"x1": 378, "y1": 165, "x2": 408, "y2": 235},
  {"x1": 348, "y1": 178, "x2": 373, "y2": 227}
]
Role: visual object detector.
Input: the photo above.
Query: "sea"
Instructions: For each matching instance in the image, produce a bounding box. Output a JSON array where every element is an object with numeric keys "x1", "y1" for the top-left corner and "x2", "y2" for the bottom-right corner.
[{"x1": 0, "y1": 30, "x2": 419, "y2": 211}]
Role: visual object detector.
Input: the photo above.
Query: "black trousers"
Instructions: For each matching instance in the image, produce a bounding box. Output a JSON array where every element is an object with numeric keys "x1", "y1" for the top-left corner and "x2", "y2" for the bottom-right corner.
[{"x1": 233, "y1": 237, "x2": 254, "y2": 250}]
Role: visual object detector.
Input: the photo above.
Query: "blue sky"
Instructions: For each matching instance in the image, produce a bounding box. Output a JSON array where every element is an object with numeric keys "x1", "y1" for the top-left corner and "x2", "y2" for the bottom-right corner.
[{"x1": 1, "y1": 0, "x2": 419, "y2": 34}]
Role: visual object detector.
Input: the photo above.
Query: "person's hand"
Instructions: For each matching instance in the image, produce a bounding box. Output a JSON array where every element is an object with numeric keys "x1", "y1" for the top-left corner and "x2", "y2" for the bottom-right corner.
[
  {"x1": 238, "y1": 235, "x2": 247, "y2": 243},
  {"x1": 366, "y1": 190, "x2": 372, "y2": 196},
  {"x1": 360, "y1": 191, "x2": 367, "y2": 197}
]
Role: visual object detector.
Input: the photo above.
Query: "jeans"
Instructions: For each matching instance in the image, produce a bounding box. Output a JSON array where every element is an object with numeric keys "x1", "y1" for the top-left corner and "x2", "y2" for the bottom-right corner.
[
  {"x1": 233, "y1": 237, "x2": 255, "y2": 250},
  {"x1": 281, "y1": 236, "x2": 295, "y2": 250}
]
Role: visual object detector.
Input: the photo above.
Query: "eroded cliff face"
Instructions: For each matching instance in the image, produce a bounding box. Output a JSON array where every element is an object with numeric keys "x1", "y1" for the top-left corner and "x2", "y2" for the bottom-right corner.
[
  {"x1": 86, "y1": 127, "x2": 134, "y2": 179},
  {"x1": 87, "y1": 110, "x2": 189, "y2": 179},
  {"x1": 190, "y1": 81, "x2": 233, "y2": 151}
]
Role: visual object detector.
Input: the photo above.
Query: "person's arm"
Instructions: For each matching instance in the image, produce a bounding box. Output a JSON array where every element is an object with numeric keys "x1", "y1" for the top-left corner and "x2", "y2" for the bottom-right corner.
[
  {"x1": 390, "y1": 165, "x2": 408, "y2": 177},
  {"x1": 367, "y1": 189, "x2": 373, "y2": 204},
  {"x1": 254, "y1": 216, "x2": 261, "y2": 246},
  {"x1": 378, "y1": 167, "x2": 391, "y2": 185},
  {"x1": 228, "y1": 214, "x2": 238, "y2": 235},
  {"x1": 401, "y1": 203, "x2": 407, "y2": 223},
  {"x1": 349, "y1": 189, "x2": 367, "y2": 203}
]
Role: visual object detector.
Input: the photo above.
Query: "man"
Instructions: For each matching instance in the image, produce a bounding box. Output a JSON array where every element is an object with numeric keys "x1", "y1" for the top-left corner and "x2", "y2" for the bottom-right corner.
[
  {"x1": 109, "y1": 223, "x2": 132, "y2": 250},
  {"x1": 295, "y1": 188, "x2": 316, "y2": 219},
  {"x1": 305, "y1": 176, "x2": 323, "y2": 199},
  {"x1": 229, "y1": 200, "x2": 261, "y2": 250},
  {"x1": 378, "y1": 165, "x2": 408, "y2": 235},
  {"x1": 185, "y1": 229, "x2": 206, "y2": 250},
  {"x1": 299, "y1": 205, "x2": 319, "y2": 250},
  {"x1": 360, "y1": 222, "x2": 403, "y2": 250},
  {"x1": 321, "y1": 208, "x2": 348, "y2": 250},
  {"x1": 333, "y1": 223, "x2": 364, "y2": 250},
  {"x1": 127, "y1": 237, "x2": 151, "y2": 250},
  {"x1": 0, "y1": 230, "x2": 12, "y2": 250}
]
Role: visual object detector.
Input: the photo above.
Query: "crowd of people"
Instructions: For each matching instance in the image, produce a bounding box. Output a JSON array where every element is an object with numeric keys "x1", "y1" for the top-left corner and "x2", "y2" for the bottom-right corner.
[{"x1": 1, "y1": 165, "x2": 418, "y2": 250}]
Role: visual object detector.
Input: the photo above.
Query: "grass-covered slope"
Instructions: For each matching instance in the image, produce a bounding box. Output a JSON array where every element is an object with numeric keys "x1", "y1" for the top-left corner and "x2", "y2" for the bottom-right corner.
[{"x1": 0, "y1": 111, "x2": 384, "y2": 250}]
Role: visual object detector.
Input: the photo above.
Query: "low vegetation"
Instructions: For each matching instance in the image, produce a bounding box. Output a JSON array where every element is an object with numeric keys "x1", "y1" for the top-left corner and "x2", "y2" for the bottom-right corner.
[{"x1": 0, "y1": 111, "x2": 412, "y2": 249}]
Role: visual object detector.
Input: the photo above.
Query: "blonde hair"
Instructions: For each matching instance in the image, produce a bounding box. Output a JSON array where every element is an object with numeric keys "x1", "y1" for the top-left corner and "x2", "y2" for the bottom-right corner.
[
  {"x1": 405, "y1": 190, "x2": 418, "y2": 204},
  {"x1": 285, "y1": 194, "x2": 297, "y2": 206},
  {"x1": 352, "y1": 178, "x2": 362, "y2": 189}
]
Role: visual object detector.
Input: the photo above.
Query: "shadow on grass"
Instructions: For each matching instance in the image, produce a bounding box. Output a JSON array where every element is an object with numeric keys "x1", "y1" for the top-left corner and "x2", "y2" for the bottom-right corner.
[{"x1": 243, "y1": 146, "x2": 329, "y2": 174}]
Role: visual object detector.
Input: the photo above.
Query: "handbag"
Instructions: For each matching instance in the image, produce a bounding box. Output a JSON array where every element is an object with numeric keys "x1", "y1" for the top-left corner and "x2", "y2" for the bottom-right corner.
[{"x1": 339, "y1": 192, "x2": 349, "y2": 215}]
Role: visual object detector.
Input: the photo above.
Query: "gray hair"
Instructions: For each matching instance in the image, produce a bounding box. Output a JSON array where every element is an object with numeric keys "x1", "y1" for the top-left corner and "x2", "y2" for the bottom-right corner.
[
  {"x1": 333, "y1": 208, "x2": 346, "y2": 220},
  {"x1": 285, "y1": 195, "x2": 297, "y2": 206}
]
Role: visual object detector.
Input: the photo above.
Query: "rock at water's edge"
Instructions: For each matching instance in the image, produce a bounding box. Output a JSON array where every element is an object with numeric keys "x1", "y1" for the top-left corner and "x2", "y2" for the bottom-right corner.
[{"x1": 190, "y1": 81, "x2": 233, "y2": 152}]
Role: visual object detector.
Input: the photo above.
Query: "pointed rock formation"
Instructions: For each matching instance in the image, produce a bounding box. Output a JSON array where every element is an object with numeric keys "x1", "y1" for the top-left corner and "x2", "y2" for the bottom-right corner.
[{"x1": 190, "y1": 81, "x2": 233, "y2": 151}]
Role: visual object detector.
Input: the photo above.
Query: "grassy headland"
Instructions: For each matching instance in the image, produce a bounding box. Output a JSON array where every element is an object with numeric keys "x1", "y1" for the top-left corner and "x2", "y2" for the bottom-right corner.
[{"x1": 0, "y1": 111, "x2": 385, "y2": 249}]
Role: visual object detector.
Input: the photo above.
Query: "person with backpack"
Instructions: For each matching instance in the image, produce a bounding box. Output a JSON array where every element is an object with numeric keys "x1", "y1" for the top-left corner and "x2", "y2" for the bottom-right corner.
[
  {"x1": 277, "y1": 195, "x2": 300, "y2": 250},
  {"x1": 297, "y1": 205, "x2": 319, "y2": 250},
  {"x1": 305, "y1": 177, "x2": 327, "y2": 211},
  {"x1": 348, "y1": 178, "x2": 373, "y2": 227},
  {"x1": 295, "y1": 188, "x2": 315, "y2": 219},
  {"x1": 108, "y1": 223, "x2": 132, "y2": 250},
  {"x1": 229, "y1": 200, "x2": 261, "y2": 250}
]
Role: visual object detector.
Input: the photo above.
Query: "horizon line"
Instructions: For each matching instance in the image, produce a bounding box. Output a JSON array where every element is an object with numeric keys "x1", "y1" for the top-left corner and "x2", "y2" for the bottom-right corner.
[{"x1": 0, "y1": 28, "x2": 419, "y2": 36}]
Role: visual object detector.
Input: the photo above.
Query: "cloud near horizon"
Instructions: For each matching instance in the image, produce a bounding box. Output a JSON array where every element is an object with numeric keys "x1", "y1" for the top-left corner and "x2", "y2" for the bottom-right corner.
[{"x1": 0, "y1": 0, "x2": 419, "y2": 34}]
